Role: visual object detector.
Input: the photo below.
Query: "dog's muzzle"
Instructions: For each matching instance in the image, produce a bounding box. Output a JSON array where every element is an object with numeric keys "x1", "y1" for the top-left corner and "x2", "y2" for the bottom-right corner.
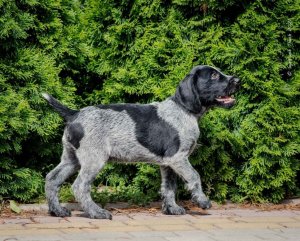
[{"x1": 215, "y1": 77, "x2": 241, "y2": 106}]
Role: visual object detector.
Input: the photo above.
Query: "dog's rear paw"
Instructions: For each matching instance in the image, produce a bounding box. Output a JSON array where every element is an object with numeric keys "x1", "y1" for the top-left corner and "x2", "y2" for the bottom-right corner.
[
  {"x1": 49, "y1": 207, "x2": 71, "y2": 217},
  {"x1": 87, "y1": 209, "x2": 112, "y2": 220},
  {"x1": 162, "y1": 203, "x2": 186, "y2": 215}
]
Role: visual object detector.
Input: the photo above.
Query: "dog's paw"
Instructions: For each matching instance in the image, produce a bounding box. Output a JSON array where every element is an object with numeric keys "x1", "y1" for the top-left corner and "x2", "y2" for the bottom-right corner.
[
  {"x1": 49, "y1": 206, "x2": 71, "y2": 217},
  {"x1": 87, "y1": 209, "x2": 112, "y2": 220},
  {"x1": 162, "y1": 203, "x2": 186, "y2": 215},
  {"x1": 192, "y1": 195, "x2": 212, "y2": 210},
  {"x1": 198, "y1": 199, "x2": 212, "y2": 209}
]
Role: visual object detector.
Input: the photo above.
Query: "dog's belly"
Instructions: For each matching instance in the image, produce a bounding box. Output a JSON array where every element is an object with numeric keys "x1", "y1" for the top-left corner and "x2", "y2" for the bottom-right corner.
[{"x1": 108, "y1": 138, "x2": 162, "y2": 163}]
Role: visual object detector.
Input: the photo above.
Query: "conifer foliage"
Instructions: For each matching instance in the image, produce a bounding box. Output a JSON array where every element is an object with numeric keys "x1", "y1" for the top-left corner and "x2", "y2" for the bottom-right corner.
[
  {"x1": 0, "y1": 0, "x2": 299, "y2": 203},
  {"x1": 78, "y1": 0, "x2": 300, "y2": 203},
  {"x1": 0, "y1": 0, "x2": 78, "y2": 201}
]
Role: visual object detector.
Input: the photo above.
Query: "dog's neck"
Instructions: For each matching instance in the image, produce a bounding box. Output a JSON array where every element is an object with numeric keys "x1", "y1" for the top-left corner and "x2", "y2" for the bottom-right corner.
[{"x1": 170, "y1": 96, "x2": 208, "y2": 119}]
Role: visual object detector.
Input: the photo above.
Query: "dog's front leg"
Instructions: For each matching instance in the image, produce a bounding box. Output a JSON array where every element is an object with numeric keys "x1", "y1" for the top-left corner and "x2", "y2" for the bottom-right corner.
[{"x1": 169, "y1": 158, "x2": 211, "y2": 209}]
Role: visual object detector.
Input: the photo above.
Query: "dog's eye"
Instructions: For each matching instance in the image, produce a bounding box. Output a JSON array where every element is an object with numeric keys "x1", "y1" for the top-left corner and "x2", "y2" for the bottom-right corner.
[{"x1": 211, "y1": 72, "x2": 220, "y2": 80}]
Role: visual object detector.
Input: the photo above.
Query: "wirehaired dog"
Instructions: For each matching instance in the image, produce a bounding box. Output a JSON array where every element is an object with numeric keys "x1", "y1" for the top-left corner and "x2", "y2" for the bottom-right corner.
[{"x1": 43, "y1": 65, "x2": 240, "y2": 219}]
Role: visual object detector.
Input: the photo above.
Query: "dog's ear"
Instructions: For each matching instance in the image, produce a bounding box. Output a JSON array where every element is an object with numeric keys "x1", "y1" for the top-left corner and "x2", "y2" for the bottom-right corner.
[{"x1": 174, "y1": 73, "x2": 202, "y2": 114}]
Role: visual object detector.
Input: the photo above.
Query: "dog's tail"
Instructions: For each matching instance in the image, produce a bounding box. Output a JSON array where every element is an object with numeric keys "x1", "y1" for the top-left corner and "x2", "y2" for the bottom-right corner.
[{"x1": 42, "y1": 93, "x2": 78, "y2": 121}]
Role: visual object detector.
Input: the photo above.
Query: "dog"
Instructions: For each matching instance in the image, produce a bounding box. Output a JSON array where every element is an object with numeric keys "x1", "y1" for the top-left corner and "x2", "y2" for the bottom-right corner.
[{"x1": 43, "y1": 65, "x2": 240, "y2": 219}]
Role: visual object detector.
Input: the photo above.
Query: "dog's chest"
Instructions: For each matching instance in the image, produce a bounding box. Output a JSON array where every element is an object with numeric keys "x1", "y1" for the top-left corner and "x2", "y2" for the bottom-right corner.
[{"x1": 157, "y1": 100, "x2": 200, "y2": 153}]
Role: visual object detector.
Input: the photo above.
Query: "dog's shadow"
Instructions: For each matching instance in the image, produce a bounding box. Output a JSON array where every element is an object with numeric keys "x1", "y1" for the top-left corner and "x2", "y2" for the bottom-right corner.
[
  {"x1": 181, "y1": 201, "x2": 211, "y2": 216},
  {"x1": 75, "y1": 210, "x2": 211, "y2": 218},
  {"x1": 186, "y1": 210, "x2": 211, "y2": 216},
  {"x1": 67, "y1": 202, "x2": 211, "y2": 217}
]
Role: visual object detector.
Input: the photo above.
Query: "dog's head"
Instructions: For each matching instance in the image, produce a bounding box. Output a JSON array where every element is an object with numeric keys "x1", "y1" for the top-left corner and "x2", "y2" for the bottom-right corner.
[{"x1": 173, "y1": 65, "x2": 240, "y2": 114}]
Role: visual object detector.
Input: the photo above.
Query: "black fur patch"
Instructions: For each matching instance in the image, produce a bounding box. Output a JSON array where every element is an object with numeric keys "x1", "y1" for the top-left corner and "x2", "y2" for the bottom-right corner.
[
  {"x1": 172, "y1": 74, "x2": 202, "y2": 115},
  {"x1": 97, "y1": 104, "x2": 180, "y2": 157},
  {"x1": 66, "y1": 123, "x2": 84, "y2": 149}
]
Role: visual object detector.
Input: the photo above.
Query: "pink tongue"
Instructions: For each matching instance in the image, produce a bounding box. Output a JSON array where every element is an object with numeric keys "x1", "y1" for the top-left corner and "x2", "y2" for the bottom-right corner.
[
  {"x1": 216, "y1": 96, "x2": 234, "y2": 103},
  {"x1": 224, "y1": 98, "x2": 233, "y2": 103}
]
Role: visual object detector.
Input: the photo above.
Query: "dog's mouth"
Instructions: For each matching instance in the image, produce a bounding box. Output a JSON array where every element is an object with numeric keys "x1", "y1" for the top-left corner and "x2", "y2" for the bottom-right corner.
[{"x1": 215, "y1": 95, "x2": 236, "y2": 105}]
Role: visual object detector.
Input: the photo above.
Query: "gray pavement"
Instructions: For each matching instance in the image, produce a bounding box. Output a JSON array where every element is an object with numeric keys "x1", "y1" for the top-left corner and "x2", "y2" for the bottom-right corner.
[{"x1": 0, "y1": 204, "x2": 300, "y2": 241}]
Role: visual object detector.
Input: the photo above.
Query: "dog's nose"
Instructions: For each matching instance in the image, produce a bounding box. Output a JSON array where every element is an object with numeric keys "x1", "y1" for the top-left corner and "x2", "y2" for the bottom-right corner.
[
  {"x1": 231, "y1": 77, "x2": 241, "y2": 88},
  {"x1": 233, "y1": 77, "x2": 240, "y2": 84}
]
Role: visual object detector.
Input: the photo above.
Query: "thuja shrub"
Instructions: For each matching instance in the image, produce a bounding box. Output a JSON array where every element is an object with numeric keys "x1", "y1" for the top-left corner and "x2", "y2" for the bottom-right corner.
[
  {"x1": 0, "y1": 0, "x2": 298, "y2": 203},
  {"x1": 78, "y1": 0, "x2": 299, "y2": 203},
  {"x1": 193, "y1": 0, "x2": 300, "y2": 203},
  {"x1": 0, "y1": 0, "x2": 78, "y2": 201}
]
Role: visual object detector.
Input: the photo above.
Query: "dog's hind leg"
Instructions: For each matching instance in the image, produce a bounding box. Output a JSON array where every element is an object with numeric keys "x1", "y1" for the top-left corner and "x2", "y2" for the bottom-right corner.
[
  {"x1": 160, "y1": 166, "x2": 186, "y2": 215},
  {"x1": 45, "y1": 143, "x2": 80, "y2": 217},
  {"x1": 71, "y1": 150, "x2": 112, "y2": 219}
]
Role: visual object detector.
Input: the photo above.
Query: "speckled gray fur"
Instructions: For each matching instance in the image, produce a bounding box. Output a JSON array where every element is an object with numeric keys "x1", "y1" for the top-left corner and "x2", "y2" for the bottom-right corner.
[{"x1": 43, "y1": 65, "x2": 240, "y2": 219}]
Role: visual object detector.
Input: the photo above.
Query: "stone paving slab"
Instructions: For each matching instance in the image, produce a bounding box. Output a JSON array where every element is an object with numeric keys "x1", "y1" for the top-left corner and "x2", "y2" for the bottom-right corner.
[{"x1": 0, "y1": 207, "x2": 299, "y2": 241}]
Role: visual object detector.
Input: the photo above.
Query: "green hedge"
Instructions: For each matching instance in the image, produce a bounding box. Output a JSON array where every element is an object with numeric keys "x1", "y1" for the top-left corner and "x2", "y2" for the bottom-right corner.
[
  {"x1": 0, "y1": 0, "x2": 78, "y2": 201},
  {"x1": 0, "y1": 0, "x2": 299, "y2": 203}
]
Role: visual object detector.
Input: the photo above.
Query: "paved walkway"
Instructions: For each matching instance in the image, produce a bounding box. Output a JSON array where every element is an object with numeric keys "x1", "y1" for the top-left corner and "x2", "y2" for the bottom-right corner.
[{"x1": 1, "y1": 207, "x2": 300, "y2": 241}]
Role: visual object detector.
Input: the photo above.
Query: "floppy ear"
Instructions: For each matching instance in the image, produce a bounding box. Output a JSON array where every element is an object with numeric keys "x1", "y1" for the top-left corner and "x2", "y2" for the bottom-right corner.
[{"x1": 174, "y1": 73, "x2": 202, "y2": 114}]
